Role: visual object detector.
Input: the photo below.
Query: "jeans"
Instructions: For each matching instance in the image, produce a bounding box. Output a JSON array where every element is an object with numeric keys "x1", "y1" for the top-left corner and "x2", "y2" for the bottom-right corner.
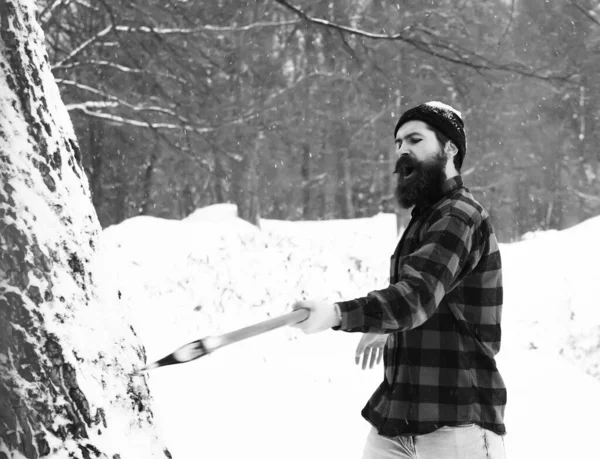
[{"x1": 362, "y1": 424, "x2": 506, "y2": 459}]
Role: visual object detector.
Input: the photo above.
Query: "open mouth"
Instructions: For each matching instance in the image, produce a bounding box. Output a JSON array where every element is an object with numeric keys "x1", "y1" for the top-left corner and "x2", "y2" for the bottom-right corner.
[
  {"x1": 402, "y1": 165, "x2": 415, "y2": 179},
  {"x1": 394, "y1": 156, "x2": 418, "y2": 178}
]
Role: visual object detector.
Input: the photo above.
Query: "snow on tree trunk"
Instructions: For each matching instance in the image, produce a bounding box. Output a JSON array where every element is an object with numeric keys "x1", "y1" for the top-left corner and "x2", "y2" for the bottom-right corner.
[{"x1": 0, "y1": 1, "x2": 169, "y2": 458}]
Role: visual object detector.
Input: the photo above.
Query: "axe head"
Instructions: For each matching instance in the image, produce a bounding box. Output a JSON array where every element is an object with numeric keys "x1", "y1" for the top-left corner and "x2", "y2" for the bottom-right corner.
[{"x1": 135, "y1": 337, "x2": 214, "y2": 373}]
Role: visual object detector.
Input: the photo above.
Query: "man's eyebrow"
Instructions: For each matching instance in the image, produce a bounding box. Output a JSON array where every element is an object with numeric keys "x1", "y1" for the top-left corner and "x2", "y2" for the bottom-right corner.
[{"x1": 394, "y1": 131, "x2": 422, "y2": 143}]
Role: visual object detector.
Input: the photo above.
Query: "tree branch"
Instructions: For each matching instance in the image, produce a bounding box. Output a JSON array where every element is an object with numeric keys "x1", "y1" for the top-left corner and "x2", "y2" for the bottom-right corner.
[
  {"x1": 571, "y1": 0, "x2": 600, "y2": 27},
  {"x1": 64, "y1": 101, "x2": 118, "y2": 110},
  {"x1": 52, "y1": 59, "x2": 188, "y2": 84},
  {"x1": 59, "y1": 80, "x2": 293, "y2": 135},
  {"x1": 499, "y1": 0, "x2": 517, "y2": 43},
  {"x1": 273, "y1": 0, "x2": 413, "y2": 39},
  {"x1": 572, "y1": 188, "x2": 600, "y2": 203},
  {"x1": 56, "y1": 79, "x2": 195, "y2": 125},
  {"x1": 108, "y1": 20, "x2": 301, "y2": 36},
  {"x1": 53, "y1": 25, "x2": 113, "y2": 68},
  {"x1": 38, "y1": 0, "x2": 70, "y2": 25},
  {"x1": 71, "y1": 107, "x2": 214, "y2": 134},
  {"x1": 272, "y1": 0, "x2": 573, "y2": 82}
]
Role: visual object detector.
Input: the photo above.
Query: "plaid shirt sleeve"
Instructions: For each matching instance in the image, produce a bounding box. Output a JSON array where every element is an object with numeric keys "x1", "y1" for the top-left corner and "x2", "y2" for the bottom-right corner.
[{"x1": 336, "y1": 211, "x2": 480, "y2": 333}]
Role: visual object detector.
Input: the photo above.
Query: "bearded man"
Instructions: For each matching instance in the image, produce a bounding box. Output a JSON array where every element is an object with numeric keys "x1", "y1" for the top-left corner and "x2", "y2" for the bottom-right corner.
[{"x1": 292, "y1": 102, "x2": 507, "y2": 459}]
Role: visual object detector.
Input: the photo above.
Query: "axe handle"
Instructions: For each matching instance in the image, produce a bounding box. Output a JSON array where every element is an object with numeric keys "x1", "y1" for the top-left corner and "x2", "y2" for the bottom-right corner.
[{"x1": 217, "y1": 309, "x2": 310, "y2": 349}]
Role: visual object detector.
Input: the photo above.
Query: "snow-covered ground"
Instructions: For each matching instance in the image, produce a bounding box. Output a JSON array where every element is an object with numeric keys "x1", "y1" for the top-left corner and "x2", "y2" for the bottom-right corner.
[{"x1": 96, "y1": 204, "x2": 600, "y2": 459}]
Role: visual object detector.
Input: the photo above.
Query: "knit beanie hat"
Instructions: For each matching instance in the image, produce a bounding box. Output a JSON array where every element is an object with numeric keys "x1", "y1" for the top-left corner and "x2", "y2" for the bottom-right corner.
[{"x1": 394, "y1": 101, "x2": 467, "y2": 169}]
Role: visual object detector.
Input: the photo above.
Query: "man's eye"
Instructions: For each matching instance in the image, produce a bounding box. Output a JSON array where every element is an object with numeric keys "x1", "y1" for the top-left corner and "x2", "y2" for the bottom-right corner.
[{"x1": 410, "y1": 138, "x2": 421, "y2": 144}]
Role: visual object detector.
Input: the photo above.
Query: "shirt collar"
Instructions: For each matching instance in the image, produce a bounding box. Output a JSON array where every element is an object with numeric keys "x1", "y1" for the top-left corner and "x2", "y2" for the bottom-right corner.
[{"x1": 442, "y1": 175, "x2": 463, "y2": 194}]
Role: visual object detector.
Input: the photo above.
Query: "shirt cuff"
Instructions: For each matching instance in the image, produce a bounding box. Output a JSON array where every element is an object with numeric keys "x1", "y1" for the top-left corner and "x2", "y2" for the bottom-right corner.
[
  {"x1": 330, "y1": 300, "x2": 355, "y2": 331},
  {"x1": 331, "y1": 302, "x2": 342, "y2": 330}
]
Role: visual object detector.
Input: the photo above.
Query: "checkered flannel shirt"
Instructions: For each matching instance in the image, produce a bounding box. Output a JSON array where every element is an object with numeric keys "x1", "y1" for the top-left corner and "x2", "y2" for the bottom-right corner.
[{"x1": 335, "y1": 176, "x2": 506, "y2": 437}]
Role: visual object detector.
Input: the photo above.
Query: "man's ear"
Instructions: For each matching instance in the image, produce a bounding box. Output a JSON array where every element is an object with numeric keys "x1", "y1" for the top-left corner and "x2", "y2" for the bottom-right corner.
[{"x1": 445, "y1": 141, "x2": 458, "y2": 157}]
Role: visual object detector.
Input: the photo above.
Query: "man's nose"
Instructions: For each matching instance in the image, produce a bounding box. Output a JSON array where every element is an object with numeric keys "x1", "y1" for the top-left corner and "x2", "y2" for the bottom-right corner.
[
  {"x1": 397, "y1": 146, "x2": 411, "y2": 158},
  {"x1": 396, "y1": 140, "x2": 410, "y2": 155}
]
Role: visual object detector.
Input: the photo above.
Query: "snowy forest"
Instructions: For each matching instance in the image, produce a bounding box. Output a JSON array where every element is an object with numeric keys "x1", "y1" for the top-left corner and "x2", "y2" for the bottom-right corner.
[
  {"x1": 41, "y1": 0, "x2": 600, "y2": 241},
  {"x1": 2, "y1": 1, "x2": 600, "y2": 458}
]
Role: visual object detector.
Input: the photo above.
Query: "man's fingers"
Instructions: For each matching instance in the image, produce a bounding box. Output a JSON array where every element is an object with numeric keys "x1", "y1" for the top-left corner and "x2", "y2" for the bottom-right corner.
[
  {"x1": 362, "y1": 348, "x2": 371, "y2": 370},
  {"x1": 377, "y1": 347, "x2": 384, "y2": 365},
  {"x1": 369, "y1": 346, "x2": 377, "y2": 369},
  {"x1": 356, "y1": 336, "x2": 386, "y2": 369},
  {"x1": 355, "y1": 344, "x2": 365, "y2": 365},
  {"x1": 357, "y1": 347, "x2": 383, "y2": 370}
]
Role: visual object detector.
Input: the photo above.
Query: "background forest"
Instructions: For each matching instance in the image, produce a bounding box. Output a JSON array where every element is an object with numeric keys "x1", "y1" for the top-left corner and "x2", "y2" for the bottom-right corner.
[{"x1": 39, "y1": 0, "x2": 600, "y2": 242}]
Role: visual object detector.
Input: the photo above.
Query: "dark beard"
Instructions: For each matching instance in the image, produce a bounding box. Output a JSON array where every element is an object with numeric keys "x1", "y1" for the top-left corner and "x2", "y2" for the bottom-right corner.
[{"x1": 394, "y1": 151, "x2": 448, "y2": 209}]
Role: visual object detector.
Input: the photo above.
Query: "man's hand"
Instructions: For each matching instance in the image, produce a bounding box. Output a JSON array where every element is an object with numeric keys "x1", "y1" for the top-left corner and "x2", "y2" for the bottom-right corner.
[
  {"x1": 355, "y1": 333, "x2": 388, "y2": 370},
  {"x1": 291, "y1": 300, "x2": 340, "y2": 334}
]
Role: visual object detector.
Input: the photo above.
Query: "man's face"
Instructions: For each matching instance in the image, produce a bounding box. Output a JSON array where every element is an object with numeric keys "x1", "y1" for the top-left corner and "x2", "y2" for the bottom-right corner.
[{"x1": 394, "y1": 120, "x2": 448, "y2": 209}]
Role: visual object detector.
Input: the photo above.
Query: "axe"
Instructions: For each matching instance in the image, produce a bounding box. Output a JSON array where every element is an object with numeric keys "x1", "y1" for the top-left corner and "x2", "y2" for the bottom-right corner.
[{"x1": 136, "y1": 308, "x2": 310, "y2": 372}]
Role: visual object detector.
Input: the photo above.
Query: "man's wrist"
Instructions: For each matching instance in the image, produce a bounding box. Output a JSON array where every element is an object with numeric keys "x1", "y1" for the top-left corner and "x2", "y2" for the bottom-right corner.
[{"x1": 333, "y1": 303, "x2": 342, "y2": 327}]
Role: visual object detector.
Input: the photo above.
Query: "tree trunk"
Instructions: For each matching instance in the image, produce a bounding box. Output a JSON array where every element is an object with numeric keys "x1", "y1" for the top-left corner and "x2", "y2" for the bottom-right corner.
[
  {"x1": 213, "y1": 150, "x2": 226, "y2": 203},
  {"x1": 0, "y1": 1, "x2": 167, "y2": 457},
  {"x1": 322, "y1": 143, "x2": 336, "y2": 219},
  {"x1": 301, "y1": 143, "x2": 312, "y2": 219},
  {"x1": 141, "y1": 146, "x2": 158, "y2": 215},
  {"x1": 341, "y1": 148, "x2": 355, "y2": 218},
  {"x1": 87, "y1": 118, "x2": 104, "y2": 210},
  {"x1": 115, "y1": 170, "x2": 129, "y2": 223},
  {"x1": 232, "y1": 134, "x2": 261, "y2": 227},
  {"x1": 393, "y1": 88, "x2": 402, "y2": 235},
  {"x1": 179, "y1": 183, "x2": 195, "y2": 218},
  {"x1": 243, "y1": 136, "x2": 261, "y2": 227}
]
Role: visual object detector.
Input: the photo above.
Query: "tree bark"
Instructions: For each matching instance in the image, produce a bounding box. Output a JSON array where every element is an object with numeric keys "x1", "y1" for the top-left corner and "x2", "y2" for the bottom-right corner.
[{"x1": 0, "y1": 1, "x2": 167, "y2": 457}]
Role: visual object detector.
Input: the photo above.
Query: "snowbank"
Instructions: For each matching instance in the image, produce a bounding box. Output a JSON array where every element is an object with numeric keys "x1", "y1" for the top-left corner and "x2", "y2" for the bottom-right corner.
[{"x1": 97, "y1": 205, "x2": 600, "y2": 459}]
